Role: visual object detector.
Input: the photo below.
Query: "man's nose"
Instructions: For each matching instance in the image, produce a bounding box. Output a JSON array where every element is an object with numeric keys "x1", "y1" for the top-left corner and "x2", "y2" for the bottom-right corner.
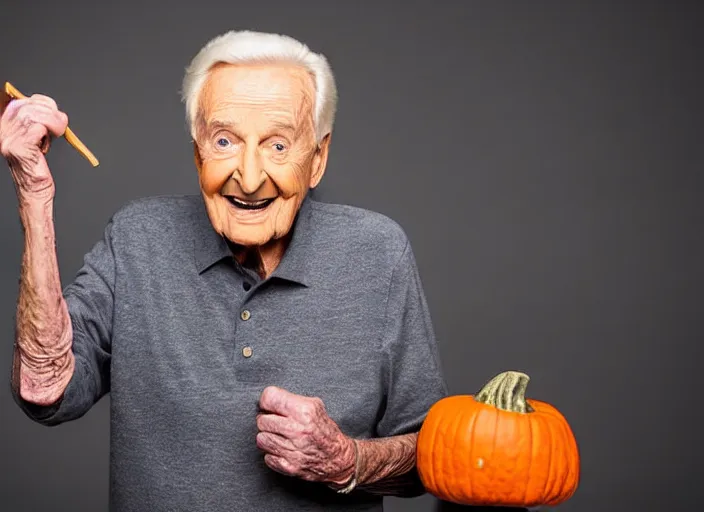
[{"x1": 235, "y1": 146, "x2": 267, "y2": 194}]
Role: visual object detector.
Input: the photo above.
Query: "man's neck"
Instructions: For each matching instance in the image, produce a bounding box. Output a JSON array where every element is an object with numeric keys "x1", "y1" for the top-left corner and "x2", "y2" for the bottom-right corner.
[{"x1": 227, "y1": 234, "x2": 292, "y2": 280}]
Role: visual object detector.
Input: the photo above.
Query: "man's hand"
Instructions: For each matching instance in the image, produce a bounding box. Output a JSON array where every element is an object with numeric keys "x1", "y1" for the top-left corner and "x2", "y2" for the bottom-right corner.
[
  {"x1": 256, "y1": 386, "x2": 356, "y2": 486},
  {"x1": 0, "y1": 92, "x2": 68, "y2": 202}
]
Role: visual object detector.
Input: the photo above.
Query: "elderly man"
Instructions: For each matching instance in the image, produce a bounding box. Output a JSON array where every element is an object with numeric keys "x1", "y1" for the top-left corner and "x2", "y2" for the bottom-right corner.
[{"x1": 3, "y1": 31, "x2": 447, "y2": 511}]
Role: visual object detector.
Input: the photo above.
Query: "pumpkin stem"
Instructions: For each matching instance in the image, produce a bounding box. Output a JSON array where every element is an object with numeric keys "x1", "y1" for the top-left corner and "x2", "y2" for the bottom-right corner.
[{"x1": 474, "y1": 371, "x2": 535, "y2": 413}]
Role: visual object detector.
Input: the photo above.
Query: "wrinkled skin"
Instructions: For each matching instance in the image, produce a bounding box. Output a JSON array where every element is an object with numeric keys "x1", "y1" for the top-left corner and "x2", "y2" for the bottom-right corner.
[
  {"x1": 1, "y1": 93, "x2": 75, "y2": 406},
  {"x1": 193, "y1": 62, "x2": 331, "y2": 278},
  {"x1": 257, "y1": 386, "x2": 356, "y2": 485},
  {"x1": 1, "y1": 94, "x2": 68, "y2": 201}
]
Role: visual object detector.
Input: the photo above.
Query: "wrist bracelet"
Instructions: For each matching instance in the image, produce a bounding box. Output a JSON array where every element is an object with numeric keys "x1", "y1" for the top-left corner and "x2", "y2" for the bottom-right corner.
[{"x1": 333, "y1": 439, "x2": 359, "y2": 494}]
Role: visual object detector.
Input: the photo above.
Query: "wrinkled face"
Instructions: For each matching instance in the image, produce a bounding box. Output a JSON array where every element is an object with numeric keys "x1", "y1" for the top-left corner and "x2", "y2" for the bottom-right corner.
[{"x1": 194, "y1": 62, "x2": 329, "y2": 247}]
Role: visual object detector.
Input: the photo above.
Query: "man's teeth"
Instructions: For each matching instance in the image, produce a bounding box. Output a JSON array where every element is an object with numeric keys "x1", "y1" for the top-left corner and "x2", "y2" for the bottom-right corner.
[
  {"x1": 227, "y1": 196, "x2": 274, "y2": 209},
  {"x1": 233, "y1": 198, "x2": 267, "y2": 206}
]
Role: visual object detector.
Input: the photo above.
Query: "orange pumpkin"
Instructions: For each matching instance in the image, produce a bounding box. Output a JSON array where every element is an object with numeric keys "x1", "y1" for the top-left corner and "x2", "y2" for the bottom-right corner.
[{"x1": 416, "y1": 371, "x2": 580, "y2": 507}]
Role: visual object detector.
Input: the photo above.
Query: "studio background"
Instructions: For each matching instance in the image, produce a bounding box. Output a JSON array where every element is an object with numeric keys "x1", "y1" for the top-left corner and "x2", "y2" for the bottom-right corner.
[{"x1": 1, "y1": 1, "x2": 702, "y2": 511}]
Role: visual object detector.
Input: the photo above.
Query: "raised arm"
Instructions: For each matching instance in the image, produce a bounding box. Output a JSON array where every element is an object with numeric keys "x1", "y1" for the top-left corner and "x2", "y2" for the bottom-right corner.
[{"x1": 1, "y1": 93, "x2": 74, "y2": 406}]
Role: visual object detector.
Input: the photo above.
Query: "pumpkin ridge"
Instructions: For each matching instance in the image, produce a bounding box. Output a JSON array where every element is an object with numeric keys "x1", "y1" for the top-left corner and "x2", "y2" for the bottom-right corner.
[
  {"x1": 417, "y1": 402, "x2": 433, "y2": 493},
  {"x1": 562, "y1": 423, "x2": 577, "y2": 499},
  {"x1": 554, "y1": 415, "x2": 578, "y2": 504},
  {"x1": 543, "y1": 413, "x2": 557, "y2": 503},
  {"x1": 450, "y1": 399, "x2": 469, "y2": 503},
  {"x1": 425, "y1": 401, "x2": 442, "y2": 496},
  {"x1": 523, "y1": 408, "x2": 534, "y2": 505},
  {"x1": 464, "y1": 403, "x2": 476, "y2": 502},
  {"x1": 454, "y1": 399, "x2": 469, "y2": 502},
  {"x1": 440, "y1": 399, "x2": 460, "y2": 501},
  {"x1": 555, "y1": 417, "x2": 574, "y2": 504},
  {"x1": 465, "y1": 398, "x2": 479, "y2": 501},
  {"x1": 552, "y1": 420, "x2": 567, "y2": 503},
  {"x1": 438, "y1": 406, "x2": 455, "y2": 501},
  {"x1": 488, "y1": 405, "x2": 499, "y2": 503}
]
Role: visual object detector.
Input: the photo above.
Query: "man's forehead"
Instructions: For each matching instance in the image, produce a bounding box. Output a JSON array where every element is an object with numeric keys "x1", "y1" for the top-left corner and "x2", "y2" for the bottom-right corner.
[
  {"x1": 199, "y1": 63, "x2": 315, "y2": 129},
  {"x1": 203, "y1": 64, "x2": 314, "y2": 107}
]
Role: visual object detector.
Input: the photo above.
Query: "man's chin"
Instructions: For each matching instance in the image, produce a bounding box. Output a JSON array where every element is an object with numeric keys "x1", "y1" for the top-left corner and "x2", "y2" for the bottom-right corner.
[
  {"x1": 223, "y1": 231, "x2": 274, "y2": 248},
  {"x1": 227, "y1": 218, "x2": 294, "y2": 245}
]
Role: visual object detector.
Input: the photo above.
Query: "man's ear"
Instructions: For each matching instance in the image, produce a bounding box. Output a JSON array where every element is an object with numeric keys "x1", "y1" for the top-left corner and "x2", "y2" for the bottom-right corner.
[
  {"x1": 193, "y1": 140, "x2": 203, "y2": 173},
  {"x1": 309, "y1": 133, "x2": 331, "y2": 189}
]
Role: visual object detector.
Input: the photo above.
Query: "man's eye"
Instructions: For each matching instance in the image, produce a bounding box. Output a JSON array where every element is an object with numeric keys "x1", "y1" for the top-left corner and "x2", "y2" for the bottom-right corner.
[
  {"x1": 273, "y1": 143, "x2": 286, "y2": 152},
  {"x1": 216, "y1": 138, "x2": 230, "y2": 148}
]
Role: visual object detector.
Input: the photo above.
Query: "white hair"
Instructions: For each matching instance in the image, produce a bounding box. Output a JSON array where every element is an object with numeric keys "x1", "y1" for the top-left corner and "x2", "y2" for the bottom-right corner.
[{"x1": 181, "y1": 30, "x2": 338, "y2": 143}]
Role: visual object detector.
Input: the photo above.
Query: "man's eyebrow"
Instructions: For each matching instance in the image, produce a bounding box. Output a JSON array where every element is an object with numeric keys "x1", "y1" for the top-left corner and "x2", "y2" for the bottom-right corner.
[
  {"x1": 269, "y1": 120, "x2": 296, "y2": 133},
  {"x1": 205, "y1": 119, "x2": 297, "y2": 135},
  {"x1": 206, "y1": 119, "x2": 237, "y2": 132}
]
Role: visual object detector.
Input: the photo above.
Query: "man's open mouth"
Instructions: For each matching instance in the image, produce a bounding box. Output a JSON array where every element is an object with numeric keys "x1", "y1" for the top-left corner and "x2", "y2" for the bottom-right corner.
[{"x1": 225, "y1": 196, "x2": 276, "y2": 210}]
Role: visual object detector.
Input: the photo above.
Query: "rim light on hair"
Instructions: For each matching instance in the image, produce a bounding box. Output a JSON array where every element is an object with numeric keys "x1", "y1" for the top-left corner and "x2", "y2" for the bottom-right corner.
[{"x1": 181, "y1": 30, "x2": 338, "y2": 144}]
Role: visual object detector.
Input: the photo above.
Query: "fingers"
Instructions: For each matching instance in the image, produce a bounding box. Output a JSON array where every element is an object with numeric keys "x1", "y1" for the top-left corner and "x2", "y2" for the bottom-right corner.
[
  {"x1": 30, "y1": 93, "x2": 58, "y2": 111},
  {"x1": 257, "y1": 413, "x2": 292, "y2": 436},
  {"x1": 258, "y1": 386, "x2": 299, "y2": 416},
  {"x1": 259, "y1": 386, "x2": 329, "y2": 423},
  {"x1": 1, "y1": 102, "x2": 68, "y2": 157},
  {"x1": 2, "y1": 98, "x2": 68, "y2": 137},
  {"x1": 256, "y1": 431, "x2": 295, "y2": 455},
  {"x1": 23, "y1": 107, "x2": 67, "y2": 138},
  {"x1": 263, "y1": 454, "x2": 297, "y2": 476}
]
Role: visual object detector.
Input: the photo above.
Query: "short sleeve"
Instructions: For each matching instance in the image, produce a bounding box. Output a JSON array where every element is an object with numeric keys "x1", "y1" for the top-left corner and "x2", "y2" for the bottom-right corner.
[
  {"x1": 12, "y1": 219, "x2": 115, "y2": 426},
  {"x1": 375, "y1": 240, "x2": 448, "y2": 438}
]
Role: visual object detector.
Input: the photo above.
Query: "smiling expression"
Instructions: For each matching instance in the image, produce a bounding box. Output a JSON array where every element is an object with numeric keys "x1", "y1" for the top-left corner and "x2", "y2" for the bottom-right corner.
[{"x1": 193, "y1": 62, "x2": 330, "y2": 249}]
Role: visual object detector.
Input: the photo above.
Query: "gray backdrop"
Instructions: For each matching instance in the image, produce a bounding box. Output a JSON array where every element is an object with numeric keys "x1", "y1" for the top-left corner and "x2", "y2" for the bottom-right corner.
[{"x1": 1, "y1": 1, "x2": 702, "y2": 511}]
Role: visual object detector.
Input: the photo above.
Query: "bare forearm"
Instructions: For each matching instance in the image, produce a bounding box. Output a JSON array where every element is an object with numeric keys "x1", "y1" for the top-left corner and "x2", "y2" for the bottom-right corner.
[
  {"x1": 355, "y1": 432, "x2": 425, "y2": 497},
  {"x1": 12, "y1": 197, "x2": 74, "y2": 406}
]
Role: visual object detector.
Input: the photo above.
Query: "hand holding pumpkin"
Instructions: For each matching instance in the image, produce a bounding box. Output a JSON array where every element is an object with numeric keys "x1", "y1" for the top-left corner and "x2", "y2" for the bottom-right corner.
[
  {"x1": 416, "y1": 371, "x2": 580, "y2": 508},
  {"x1": 256, "y1": 386, "x2": 356, "y2": 485}
]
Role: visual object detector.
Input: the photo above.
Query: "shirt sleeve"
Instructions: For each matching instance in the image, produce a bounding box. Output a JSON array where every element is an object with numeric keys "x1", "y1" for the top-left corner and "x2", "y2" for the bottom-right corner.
[
  {"x1": 375, "y1": 239, "x2": 449, "y2": 438},
  {"x1": 12, "y1": 219, "x2": 115, "y2": 426}
]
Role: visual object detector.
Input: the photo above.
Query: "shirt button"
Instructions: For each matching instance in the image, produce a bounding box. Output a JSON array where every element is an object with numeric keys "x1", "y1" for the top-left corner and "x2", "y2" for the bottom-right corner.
[
  {"x1": 242, "y1": 346, "x2": 253, "y2": 358},
  {"x1": 241, "y1": 310, "x2": 251, "y2": 321},
  {"x1": 243, "y1": 282, "x2": 251, "y2": 291}
]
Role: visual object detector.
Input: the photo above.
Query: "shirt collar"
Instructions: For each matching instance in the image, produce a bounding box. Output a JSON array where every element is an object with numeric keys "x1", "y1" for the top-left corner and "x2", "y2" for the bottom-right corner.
[{"x1": 194, "y1": 193, "x2": 314, "y2": 287}]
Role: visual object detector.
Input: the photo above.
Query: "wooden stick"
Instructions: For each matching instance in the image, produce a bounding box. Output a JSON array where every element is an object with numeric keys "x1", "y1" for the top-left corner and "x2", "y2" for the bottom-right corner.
[{"x1": 3, "y1": 82, "x2": 99, "y2": 167}]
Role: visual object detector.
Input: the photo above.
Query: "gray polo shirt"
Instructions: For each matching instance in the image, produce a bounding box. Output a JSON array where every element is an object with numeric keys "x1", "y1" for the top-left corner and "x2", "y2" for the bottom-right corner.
[{"x1": 13, "y1": 193, "x2": 448, "y2": 511}]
